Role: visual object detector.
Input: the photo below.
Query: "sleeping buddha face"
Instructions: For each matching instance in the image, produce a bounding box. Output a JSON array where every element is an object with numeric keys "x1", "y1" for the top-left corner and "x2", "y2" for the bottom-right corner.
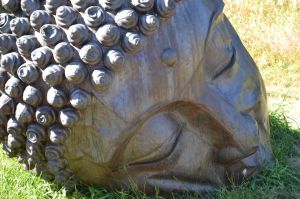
[{"x1": 0, "y1": 0, "x2": 273, "y2": 193}]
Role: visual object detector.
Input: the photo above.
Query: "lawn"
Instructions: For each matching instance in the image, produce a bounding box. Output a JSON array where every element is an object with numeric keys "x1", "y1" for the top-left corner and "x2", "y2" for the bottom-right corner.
[{"x1": 0, "y1": 0, "x2": 300, "y2": 198}]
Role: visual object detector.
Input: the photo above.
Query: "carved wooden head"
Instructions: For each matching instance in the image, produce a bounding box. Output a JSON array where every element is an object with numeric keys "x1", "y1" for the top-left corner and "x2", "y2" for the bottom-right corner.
[{"x1": 0, "y1": 0, "x2": 273, "y2": 193}]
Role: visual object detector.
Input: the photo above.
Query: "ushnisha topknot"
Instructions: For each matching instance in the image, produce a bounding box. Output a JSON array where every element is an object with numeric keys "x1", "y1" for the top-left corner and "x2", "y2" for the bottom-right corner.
[{"x1": 0, "y1": 0, "x2": 182, "y2": 191}]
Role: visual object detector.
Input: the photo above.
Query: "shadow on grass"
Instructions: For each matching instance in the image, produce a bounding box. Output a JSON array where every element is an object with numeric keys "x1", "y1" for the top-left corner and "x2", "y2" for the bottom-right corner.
[{"x1": 66, "y1": 112, "x2": 300, "y2": 199}]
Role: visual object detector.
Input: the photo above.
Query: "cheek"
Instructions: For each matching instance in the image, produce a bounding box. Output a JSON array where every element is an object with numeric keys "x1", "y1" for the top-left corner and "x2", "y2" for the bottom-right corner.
[{"x1": 166, "y1": 127, "x2": 225, "y2": 185}]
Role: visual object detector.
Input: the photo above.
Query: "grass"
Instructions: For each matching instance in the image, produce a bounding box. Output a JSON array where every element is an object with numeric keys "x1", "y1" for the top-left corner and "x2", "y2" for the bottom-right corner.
[
  {"x1": 0, "y1": 113, "x2": 299, "y2": 199},
  {"x1": 1, "y1": 0, "x2": 300, "y2": 198}
]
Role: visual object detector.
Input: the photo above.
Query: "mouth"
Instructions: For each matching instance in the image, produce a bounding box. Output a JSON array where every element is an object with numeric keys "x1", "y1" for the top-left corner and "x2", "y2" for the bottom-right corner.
[{"x1": 224, "y1": 146, "x2": 262, "y2": 183}]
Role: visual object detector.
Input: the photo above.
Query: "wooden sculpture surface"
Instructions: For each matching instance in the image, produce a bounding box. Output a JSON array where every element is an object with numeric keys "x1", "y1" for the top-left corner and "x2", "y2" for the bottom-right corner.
[{"x1": 0, "y1": 0, "x2": 273, "y2": 193}]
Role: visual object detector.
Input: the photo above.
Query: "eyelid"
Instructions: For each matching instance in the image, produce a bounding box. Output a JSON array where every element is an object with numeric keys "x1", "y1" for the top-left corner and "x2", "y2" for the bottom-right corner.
[
  {"x1": 127, "y1": 124, "x2": 184, "y2": 167},
  {"x1": 212, "y1": 45, "x2": 236, "y2": 80},
  {"x1": 118, "y1": 112, "x2": 185, "y2": 168}
]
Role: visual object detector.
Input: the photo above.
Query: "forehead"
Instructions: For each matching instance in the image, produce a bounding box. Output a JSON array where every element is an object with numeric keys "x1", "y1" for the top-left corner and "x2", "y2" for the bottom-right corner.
[{"x1": 91, "y1": 1, "x2": 217, "y2": 122}]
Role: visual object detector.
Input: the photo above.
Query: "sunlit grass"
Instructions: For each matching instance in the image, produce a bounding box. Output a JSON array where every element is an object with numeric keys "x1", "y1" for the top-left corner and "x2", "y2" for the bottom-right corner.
[{"x1": 224, "y1": 0, "x2": 300, "y2": 127}]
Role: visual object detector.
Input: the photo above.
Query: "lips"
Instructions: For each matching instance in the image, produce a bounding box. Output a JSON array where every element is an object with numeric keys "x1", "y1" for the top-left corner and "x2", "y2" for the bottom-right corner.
[{"x1": 223, "y1": 147, "x2": 262, "y2": 183}]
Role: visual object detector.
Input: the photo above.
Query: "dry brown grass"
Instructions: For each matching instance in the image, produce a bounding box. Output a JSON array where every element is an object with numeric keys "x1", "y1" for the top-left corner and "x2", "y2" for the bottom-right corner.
[{"x1": 224, "y1": 0, "x2": 300, "y2": 128}]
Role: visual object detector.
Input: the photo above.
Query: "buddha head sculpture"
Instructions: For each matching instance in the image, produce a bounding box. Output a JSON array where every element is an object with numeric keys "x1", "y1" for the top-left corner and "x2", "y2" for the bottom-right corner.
[{"x1": 0, "y1": 0, "x2": 273, "y2": 193}]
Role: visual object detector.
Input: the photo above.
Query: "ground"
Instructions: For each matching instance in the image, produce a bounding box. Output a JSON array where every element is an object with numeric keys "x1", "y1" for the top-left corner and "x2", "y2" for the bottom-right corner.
[{"x1": 0, "y1": 0, "x2": 299, "y2": 198}]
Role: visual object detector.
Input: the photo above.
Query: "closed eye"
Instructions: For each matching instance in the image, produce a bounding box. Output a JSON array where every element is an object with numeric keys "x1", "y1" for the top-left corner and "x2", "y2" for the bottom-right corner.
[
  {"x1": 212, "y1": 46, "x2": 236, "y2": 80},
  {"x1": 127, "y1": 123, "x2": 184, "y2": 167}
]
